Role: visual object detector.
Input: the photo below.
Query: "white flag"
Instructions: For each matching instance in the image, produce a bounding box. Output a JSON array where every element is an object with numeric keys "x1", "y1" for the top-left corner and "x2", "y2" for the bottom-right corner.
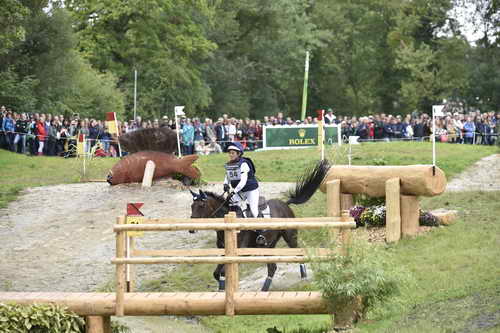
[
  {"x1": 432, "y1": 105, "x2": 445, "y2": 117},
  {"x1": 174, "y1": 106, "x2": 185, "y2": 116}
]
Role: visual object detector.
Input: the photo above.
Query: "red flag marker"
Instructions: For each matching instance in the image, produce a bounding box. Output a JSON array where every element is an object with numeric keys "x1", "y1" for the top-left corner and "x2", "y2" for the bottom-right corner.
[{"x1": 127, "y1": 203, "x2": 144, "y2": 216}]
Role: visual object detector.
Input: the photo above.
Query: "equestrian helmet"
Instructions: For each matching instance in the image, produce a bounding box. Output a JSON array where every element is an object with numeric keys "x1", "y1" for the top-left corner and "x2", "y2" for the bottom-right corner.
[{"x1": 227, "y1": 142, "x2": 244, "y2": 155}]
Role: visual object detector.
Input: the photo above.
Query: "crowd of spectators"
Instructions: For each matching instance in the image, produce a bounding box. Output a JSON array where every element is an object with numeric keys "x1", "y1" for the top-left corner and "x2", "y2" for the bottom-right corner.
[{"x1": 1, "y1": 105, "x2": 499, "y2": 158}]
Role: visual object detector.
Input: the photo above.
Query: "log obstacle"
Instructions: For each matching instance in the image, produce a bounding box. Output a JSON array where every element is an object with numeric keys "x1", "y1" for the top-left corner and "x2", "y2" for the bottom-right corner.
[
  {"x1": 321, "y1": 165, "x2": 447, "y2": 243},
  {"x1": 0, "y1": 211, "x2": 354, "y2": 332},
  {"x1": 112, "y1": 213, "x2": 355, "y2": 317}
]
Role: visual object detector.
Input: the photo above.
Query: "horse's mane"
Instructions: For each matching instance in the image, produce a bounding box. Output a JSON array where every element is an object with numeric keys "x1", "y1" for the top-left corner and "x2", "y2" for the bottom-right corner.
[{"x1": 204, "y1": 191, "x2": 225, "y2": 203}]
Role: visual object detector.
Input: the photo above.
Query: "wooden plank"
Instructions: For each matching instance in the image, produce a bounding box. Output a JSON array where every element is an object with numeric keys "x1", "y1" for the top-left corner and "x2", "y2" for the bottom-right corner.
[
  {"x1": 134, "y1": 216, "x2": 345, "y2": 225},
  {"x1": 401, "y1": 195, "x2": 419, "y2": 237},
  {"x1": 132, "y1": 248, "x2": 333, "y2": 257},
  {"x1": 224, "y1": 212, "x2": 238, "y2": 316},
  {"x1": 132, "y1": 249, "x2": 225, "y2": 257},
  {"x1": 339, "y1": 211, "x2": 352, "y2": 256},
  {"x1": 385, "y1": 178, "x2": 401, "y2": 243},
  {"x1": 327, "y1": 180, "x2": 341, "y2": 240},
  {"x1": 115, "y1": 216, "x2": 126, "y2": 316},
  {"x1": 0, "y1": 292, "x2": 328, "y2": 316},
  {"x1": 114, "y1": 221, "x2": 355, "y2": 232},
  {"x1": 85, "y1": 316, "x2": 111, "y2": 333},
  {"x1": 141, "y1": 160, "x2": 155, "y2": 188},
  {"x1": 111, "y1": 255, "x2": 330, "y2": 265}
]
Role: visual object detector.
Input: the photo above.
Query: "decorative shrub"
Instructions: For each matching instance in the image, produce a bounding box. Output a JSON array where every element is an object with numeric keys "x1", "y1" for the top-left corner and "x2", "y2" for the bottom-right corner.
[
  {"x1": 0, "y1": 303, "x2": 84, "y2": 333},
  {"x1": 312, "y1": 240, "x2": 407, "y2": 324},
  {"x1": 354, "y1": 194, "x2": 385, "y2": 207},
  {"x1": 0, "y1": 303, "x2": 130, "y2": 333}
]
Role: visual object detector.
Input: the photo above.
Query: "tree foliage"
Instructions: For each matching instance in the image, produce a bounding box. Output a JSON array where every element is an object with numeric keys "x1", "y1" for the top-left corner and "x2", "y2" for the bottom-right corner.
[{"x1": 0, "y1": 0, "x2": 498, "y2": 119}]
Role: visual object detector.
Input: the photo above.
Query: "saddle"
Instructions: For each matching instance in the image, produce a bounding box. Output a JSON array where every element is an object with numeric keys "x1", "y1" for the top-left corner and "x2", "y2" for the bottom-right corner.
[{"x1": 243, "y1": 196, "x2": 271, "y2": 218}]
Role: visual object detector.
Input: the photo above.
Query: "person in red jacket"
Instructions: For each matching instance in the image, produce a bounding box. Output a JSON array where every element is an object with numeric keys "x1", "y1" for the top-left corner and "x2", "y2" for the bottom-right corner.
[{"x1": 36, "y1": 115, "x2": 47, "y2": 156}]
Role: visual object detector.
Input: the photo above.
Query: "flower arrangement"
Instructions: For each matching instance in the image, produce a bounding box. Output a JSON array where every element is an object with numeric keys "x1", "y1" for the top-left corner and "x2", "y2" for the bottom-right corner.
[
  {"x1": 351, "y1": 205, "x2": 440, "y2": 228},
  {"x1": 419, "y1": 210, "x2": 440, "y2": 227},
  {"x1": 349, "y1": 205, "x2": 366, "y2": 227},
  {"x1": 359, "y1": 205, "x2": 386, "y2": 227}
]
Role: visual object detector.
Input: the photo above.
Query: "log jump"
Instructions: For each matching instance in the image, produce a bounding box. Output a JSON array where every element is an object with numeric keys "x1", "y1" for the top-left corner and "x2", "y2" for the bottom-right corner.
[
  {"x1": 1, "y1": 197, "x2": 355, "y2": 332},
  {"x1": 320, "y1": 165, "x2": 447, "y2": 242}
]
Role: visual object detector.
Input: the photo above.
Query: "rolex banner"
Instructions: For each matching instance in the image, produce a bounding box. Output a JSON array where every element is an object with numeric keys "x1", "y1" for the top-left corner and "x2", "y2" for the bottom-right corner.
[{"x1": 263, "y1": 125, "x2": 341, "y2": 149}]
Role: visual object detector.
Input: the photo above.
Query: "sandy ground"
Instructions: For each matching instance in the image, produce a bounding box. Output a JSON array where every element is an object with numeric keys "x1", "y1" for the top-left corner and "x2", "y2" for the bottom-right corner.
[{"x1": 1, "y1": 154, "x2": 499, "y2": 332}]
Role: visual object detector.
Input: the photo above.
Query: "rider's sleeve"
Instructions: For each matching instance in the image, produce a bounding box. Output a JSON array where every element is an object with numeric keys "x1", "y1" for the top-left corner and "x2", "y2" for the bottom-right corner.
[
  {"x1": 224, "y1": 173, "x2": 229, "y2": 185},
  {"x1": 234, "y1": 162, "x2": 250, "y2": 193}
]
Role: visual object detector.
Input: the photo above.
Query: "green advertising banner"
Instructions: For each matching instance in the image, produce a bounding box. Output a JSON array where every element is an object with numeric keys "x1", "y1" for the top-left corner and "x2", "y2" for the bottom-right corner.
[{"x1": 263, "y1": 125, "x2": 340, "y2": 149}]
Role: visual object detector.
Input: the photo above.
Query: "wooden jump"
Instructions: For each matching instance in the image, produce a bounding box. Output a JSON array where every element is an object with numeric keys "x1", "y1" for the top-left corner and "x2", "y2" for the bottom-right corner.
[
  {"x1": 113, "y1": 212, "x2": 354, "y2": 317},
  {"x1": 0, "y1": 292, "x2": 328, "y2": 316}
]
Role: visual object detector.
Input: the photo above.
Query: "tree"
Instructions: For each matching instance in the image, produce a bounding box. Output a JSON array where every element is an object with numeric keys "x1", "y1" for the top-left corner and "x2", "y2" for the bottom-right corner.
[{"x1": 67, "y1": 0, "x2": 216, "y2": 119}]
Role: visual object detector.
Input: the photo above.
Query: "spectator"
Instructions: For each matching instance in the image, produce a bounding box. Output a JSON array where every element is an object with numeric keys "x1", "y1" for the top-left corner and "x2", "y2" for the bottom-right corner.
[
  {"x1": 36, "y1": 115, "x2": 47, "y2": 156},
  {"x1": 324, "y1": 108, "x2": 336, "y2": 124},
  {"x1": 14, "y1": 113, "x2": 28, "y2": 153},
  {"x1": 2, "y1": 111, "x2": 15, "y2": 151},
  {"x1": 463, "y1": 116, "x2": 475, "y2": 144},
  {"x1": 181, "y1": 118, "x2": 194, "y2": 155}
]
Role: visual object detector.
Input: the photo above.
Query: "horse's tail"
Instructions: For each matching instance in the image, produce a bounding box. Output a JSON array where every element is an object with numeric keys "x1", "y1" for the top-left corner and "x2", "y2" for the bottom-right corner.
[{"x1": 285, "y1": 159, "x2": 331, "y2": 205}]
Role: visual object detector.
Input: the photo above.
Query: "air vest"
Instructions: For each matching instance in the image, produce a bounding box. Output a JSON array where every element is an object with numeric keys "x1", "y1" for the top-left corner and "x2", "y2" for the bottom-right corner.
[{"x1": 225, "y1": 157, "x2": 258, "y2": 192}]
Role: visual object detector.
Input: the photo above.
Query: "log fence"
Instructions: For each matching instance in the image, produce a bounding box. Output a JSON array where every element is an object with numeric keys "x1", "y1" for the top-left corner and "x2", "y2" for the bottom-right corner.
[{"x1": 112, "y1": 211, "x2": 355, "y2": 317}]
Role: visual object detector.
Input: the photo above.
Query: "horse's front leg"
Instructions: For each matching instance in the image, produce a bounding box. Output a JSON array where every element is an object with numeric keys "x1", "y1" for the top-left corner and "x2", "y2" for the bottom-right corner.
[{"x1": 262, "y1": 263, "x2": 277, "y2": 291}]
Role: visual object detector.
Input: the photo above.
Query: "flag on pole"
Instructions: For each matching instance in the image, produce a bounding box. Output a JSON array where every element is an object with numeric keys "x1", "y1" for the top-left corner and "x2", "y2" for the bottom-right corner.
[
  {"x1": 316, "y1": 109, "x2": 325, "y2": 159},
  {"x1": 105, "y1": 112, "x2": 119, "y2": 135},
  {"x1": 174, "y1": 106, "x2": 185, "y2": 116},
  {"x1": 432, "y1": 105, "x2": 445, "y2": 117},
  {"x1": 77, "y1": 134, "x2": 86, "y2": 156}
]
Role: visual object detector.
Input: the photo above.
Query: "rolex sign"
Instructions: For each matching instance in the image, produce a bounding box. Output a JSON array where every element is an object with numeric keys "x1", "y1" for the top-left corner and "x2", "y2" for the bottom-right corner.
[{"x1": 263, "y1": 125, "x2": 340, "y2": 149}]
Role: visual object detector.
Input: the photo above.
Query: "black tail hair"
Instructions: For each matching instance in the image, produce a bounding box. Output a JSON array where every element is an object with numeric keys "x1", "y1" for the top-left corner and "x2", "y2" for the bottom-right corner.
[{"x1": 286, "y1": 159, "x2": 331, "y2": 205}]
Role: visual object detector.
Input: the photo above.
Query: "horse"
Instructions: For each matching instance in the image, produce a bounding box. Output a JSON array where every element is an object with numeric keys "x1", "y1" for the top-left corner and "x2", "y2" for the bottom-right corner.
[{"x1": 190, "y1": 159, "x2": 331, "y2": 292}]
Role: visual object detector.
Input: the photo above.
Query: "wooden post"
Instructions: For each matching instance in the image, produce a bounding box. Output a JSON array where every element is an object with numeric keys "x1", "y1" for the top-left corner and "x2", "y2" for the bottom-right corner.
[
  {"x1": 339, "y1": 210, "x2": 351, "y2": 256},
  {"x1": 326, "y1": 180, "x2": 341, "y2": 218},
  {"x1": 224, "y1": 212, "x2": 238, "y2": 316},
  {"x1": 128, "y1": 236, "x2": 136, "y2": 292},
  {"x1": 326, "y1": 180, "x2": 341, "y2": 241},
  {"x1": 401, "y1": 195, "x2": 419, "y2": 237},
  {"x1": 340, "y1": 194, "x2": 354, "y2": 211},
  {"x1": 115, "y1": 216, "x2": 126, "y2": 316},
  {"x1": 385, "y1": 178, "x2": 401, "y2": 243},
  {"x1": 141, "y1": 160, "x2": 156, "y2": 188},
  {"x1": 86, "y1": 316, "x2": 111, "y2": 333}
]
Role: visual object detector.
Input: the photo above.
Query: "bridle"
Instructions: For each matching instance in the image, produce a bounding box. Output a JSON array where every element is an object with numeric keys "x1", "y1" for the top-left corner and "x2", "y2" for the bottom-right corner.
[{"x1": 208, "y1": 191, "x2": 232, "y2": 218}]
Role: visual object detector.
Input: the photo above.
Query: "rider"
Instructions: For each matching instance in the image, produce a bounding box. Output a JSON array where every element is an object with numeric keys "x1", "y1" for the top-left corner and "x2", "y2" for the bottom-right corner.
[{"x1": 223, "y1": 142, "x2": 260, "y2": 218}]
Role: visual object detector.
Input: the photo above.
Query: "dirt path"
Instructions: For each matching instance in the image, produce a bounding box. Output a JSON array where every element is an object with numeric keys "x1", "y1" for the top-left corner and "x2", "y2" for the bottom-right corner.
[
  {"x1": 1, "y1": 154, "x2": 499, "y2": 332},
  {"x1": 0, "y1": 180, "x2": 293, "y2": 332}
]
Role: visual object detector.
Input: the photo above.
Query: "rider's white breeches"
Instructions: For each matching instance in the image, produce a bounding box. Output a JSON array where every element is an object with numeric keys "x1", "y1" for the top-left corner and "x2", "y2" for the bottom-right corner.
[{"x1": 231, "y1": 188, "x2": 260, "y2": 218}]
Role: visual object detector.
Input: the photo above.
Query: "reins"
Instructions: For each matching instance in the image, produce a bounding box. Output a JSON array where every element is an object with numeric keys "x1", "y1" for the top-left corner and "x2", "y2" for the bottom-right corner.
[{"x1": 208, "y1": 191, "x2": 232, "y2": 218}]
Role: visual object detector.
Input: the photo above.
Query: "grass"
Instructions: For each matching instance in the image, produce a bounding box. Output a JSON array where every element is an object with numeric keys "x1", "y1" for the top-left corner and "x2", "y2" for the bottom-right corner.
[
  {"x1": 199, "y1": 191, "x2": 500, "y2": 333},
  {"x1": 1, "y1": 142, "x2": 499, "y2": 332},
  {"x1": 0, "y1": 142, "x2": 496, "y2": 209}
]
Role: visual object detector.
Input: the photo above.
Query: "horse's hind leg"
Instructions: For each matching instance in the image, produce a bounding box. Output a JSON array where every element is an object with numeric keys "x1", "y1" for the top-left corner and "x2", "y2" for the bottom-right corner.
[
  {"x1": 213, "y1": 264, "x2": 225, "y2": 291},
  {"x1": 282, "y1": 230, "x2": 307, "y2": 279},
  {"x1": 262, "y1": 263, "x2": 277, "y2": 292}
]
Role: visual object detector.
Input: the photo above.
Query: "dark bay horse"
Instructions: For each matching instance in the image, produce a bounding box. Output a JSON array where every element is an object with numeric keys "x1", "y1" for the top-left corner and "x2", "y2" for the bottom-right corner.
[{"x1": 190, "y1": 159, "x2": 331, "y2": 291}]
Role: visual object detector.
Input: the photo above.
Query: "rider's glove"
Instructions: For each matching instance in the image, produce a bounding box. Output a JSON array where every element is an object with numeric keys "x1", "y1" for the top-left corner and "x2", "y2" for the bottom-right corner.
[{"x1": 223, "y1": 184, "x2": 230, "y2": 193}]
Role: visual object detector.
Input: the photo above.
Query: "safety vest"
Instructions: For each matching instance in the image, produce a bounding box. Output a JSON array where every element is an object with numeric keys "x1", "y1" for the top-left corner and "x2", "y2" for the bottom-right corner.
[{"x1": 225, "y1": 157, "x2": 258, "y2": 192}]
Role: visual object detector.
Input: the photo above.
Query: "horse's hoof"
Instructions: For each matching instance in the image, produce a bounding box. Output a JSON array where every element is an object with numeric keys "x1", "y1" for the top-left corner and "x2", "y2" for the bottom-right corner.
[{"x1": 261, "y1": 277, "x2": 272, "y2": 291}]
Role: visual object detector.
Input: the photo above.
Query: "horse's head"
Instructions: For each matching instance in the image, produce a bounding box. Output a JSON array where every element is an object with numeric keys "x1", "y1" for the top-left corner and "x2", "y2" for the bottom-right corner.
[
  {"x1": 190, "y1": 189, "x2": 227, "y2": 219},
  {"x1": 190, "y1": 189, "x2": 209, "y2": 218}
]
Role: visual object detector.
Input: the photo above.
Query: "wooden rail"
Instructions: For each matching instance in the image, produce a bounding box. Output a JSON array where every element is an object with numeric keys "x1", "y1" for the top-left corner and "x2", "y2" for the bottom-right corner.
[
  {"x1": 0, "y1": 292, "x2": 329, "y2": 316},
  {"x1": 113, "y1": 210, "x2": 354, "y2": 317}
]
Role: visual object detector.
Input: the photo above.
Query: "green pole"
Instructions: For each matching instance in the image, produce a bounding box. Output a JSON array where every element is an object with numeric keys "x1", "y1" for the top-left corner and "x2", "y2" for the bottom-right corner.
[{"x1": 300, "y1": 51, "x2": 310, "y2": 121}]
